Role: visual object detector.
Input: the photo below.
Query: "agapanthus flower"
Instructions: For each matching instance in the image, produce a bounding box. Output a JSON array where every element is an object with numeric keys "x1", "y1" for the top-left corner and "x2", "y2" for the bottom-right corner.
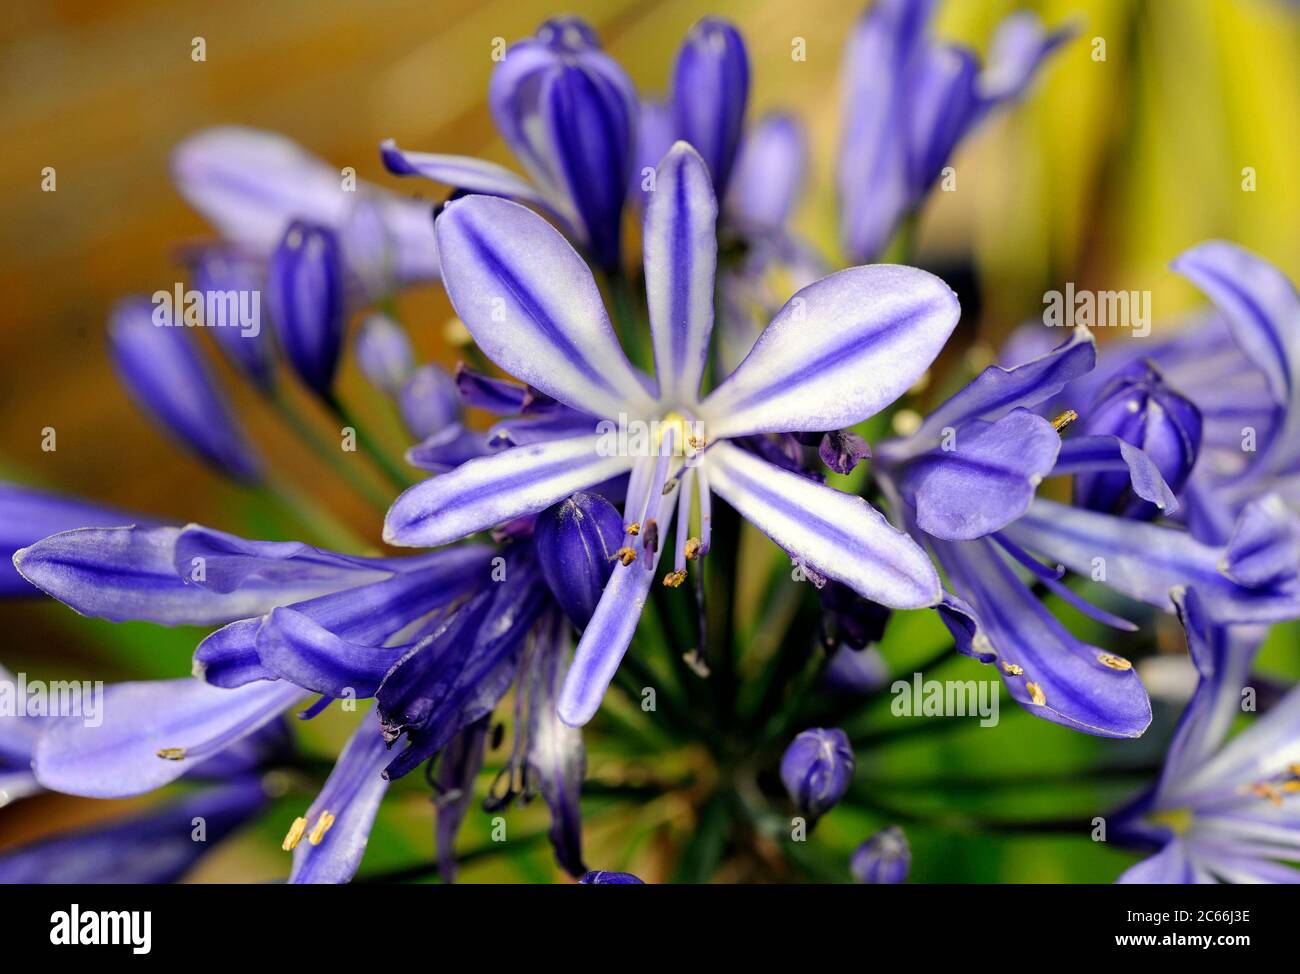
[
  {"x1": 838, "y1": 0, "x2": 1075, "y2": 262},
  {"x1": 1113, "y1": 588, "x2": 1300, "y2": 883},
  {"x1": 381, "y1": 16, "x2": 637, "y2": 271},
  {"x1": 851, "y1": 825, "x2": 911, "y2": 884},
  {"x1": 383, "y1": 142, "x2": 959, "y2": 726},
  {"x1": 780, "y1": 727, "x2": 854, "y2": 823}
]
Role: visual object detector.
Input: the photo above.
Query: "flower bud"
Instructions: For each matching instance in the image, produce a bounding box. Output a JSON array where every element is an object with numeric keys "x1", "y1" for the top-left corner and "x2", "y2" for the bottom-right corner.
[
  {"x1": 780, "y1": 727, "x2": 854, "y2": 823},
  {"x1": 268, "y1": 220, "x2": 344, "y2": 399},
  {"x1": 532, "y1": 492, "x2": 624, "y2": 629},
  {"x1": 671, "y1": 17, "x2": 751, "y2": 200},
  {"x1": 108, "y1": 297, "x2": 262, "y2": 483},
  {"x1": 850, "y1": 826, "x2": 910, "y2": 884},
  {"x1": 398, "y1": 364, "x2": 462, "y2": 440},
  {"x1": 354, "y1": 313, "x2": 415, "y2": 397},
  {"x1": 579, "y1": 870, "x2": 644, "y2": 884},
  {"x1": 189, "y1": 246, "x2": 274, "y2": 392},
  {"x1": 1076, "y1": 362, "x2": 1201, "y2": 518}
]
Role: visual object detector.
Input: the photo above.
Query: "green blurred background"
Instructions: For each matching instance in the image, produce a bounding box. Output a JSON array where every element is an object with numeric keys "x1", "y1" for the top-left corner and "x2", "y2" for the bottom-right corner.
[{"x1": 1, "y1": 0, "x2": 1298, "y2": 882}]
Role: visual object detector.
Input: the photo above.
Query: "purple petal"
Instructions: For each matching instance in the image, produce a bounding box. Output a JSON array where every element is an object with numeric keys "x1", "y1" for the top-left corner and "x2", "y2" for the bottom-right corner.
[
  {"x1": 33, "y1": 678, "x2": 302, "y2": 798},
  {"x1": 706, "y1": 442, "x2": 941, "y2": 608},
  {"x1": 980, "y1": 12, "x2": 1077, "y2": 103},
  {"x1": 354, "y1": 313, "x2": 415, "y2": 397},
  {"x1": 580, "y1": 870, "x2": 644, "y2": 884},
  {"x1": 405, "y1": 423, "x2": 491, "y2": 473},
  {"x1": 1055, "y1": 435, "x2": 1181, "y2": 516},
  {"x1": 109, "y1": 297, "x2": 262, "y2": 482},
  {"x1": 780, "y1": 727, "x2": 854, "y2": 822},
  {"x1": 289, "y1": 707, "x2": 391, "y2": 884},
  {"x1": 670, "y1": 17, "x2": 750, "y2": 200},
  {"x1": 0, "y1": 485, "x2": 147, "y2": 597},
  {"x1": 903, "y1": 409, "x2": 1061, "y2": 541},
  {"x1": 702, "y1": 265, "x2": 960, "y2": 439},
  {"x1": 726, "y1": 112, "x2": 806, "y2": 231},
  {"x1": 433, "y1": 718, "x2": 489, "y2": 884},
  {"x1": 379, "y1": 141, "x2": 549, "y2": 207},
  {"x1": 533, "y1": 492, "x2": 625, "y2": 630},
  {"x1": 905, "y1": 43, "x2": 980, "y2": 195},
  {"x1": 851, "y1": 826, "x2": 911, "y2": 884},
  {"x1": 1116, "y1": 840, "x2": 1206, "y2": 884},
  {"x1": 384, "y1": 434, "x2": 634, "y2": 548},
  {"x1": 398, "y1": 364, "x2": 463, "y2": 440},
  {"x1": 187, "y1": 245, "x2": 276, "y2": 392},
  {"x1": 1222, "y1": 497, "x2": 1298, "y2": 589},
  {"x1": 434, "y1": 195, "x2": 655, "y2": 418},
  {"x1": 267, "y1": 221, "x2": 345, "y2": 399},
  {"x1": 644, "y1": 142, "x2": 718, "y2": 405},
  {"x1": 193, "y1": 619, "x2": 275, "y2": 688},
  {"x1": 0, "y1": 779, "x2": 268, "y2": 884}
]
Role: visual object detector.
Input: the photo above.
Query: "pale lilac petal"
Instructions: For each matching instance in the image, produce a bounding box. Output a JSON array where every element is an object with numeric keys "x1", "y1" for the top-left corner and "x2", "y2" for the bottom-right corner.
[
  {"x1": 380, "y1": 141, "x2": 549, "y2": 207},
  {"x1": 703, "y1": 265, "x2": 959, "y2": 439},
  {"x1": 434, "y1": 195, "x2": 654, "y2": 418},
  {"x1": 726, "y1": 112, "x2": 806, "y2": 230},
  {"x1": 643, "y1": 142, "x2": 718, "y2": 406},
  {"x1": 706, "y1": 442, "x2": 941, "y2": 608},
  {"x1": 384, "y1": 435, "x2": 634, "y2": 548}
]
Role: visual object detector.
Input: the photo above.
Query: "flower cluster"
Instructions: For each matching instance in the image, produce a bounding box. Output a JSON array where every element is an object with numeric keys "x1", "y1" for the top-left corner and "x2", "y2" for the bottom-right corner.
[{"x1": 2, "y1": 2, "x2": 1298, "y2": 886}]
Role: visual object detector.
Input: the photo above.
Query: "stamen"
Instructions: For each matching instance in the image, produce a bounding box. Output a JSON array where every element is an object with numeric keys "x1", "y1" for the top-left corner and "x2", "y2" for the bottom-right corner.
[
  {"x1": 282, "y1": 816, "x2": 308, "y2": 851},
  {"x1": 308, "y1": 810, "x2": 336, "y2": 845},
  {"x1": 1000, "y1": 661, "x2": 1023, "y2": 676},
  {"x1": 682, "y1": 649, "x2": 711, "y2": 678},
  {"x1": 1050, "y1": 409, "x2": 1079, "y2": 433},
  {"x1": 1097, "y1": 653, "x2": 1132, "y2": 671},
  {"x1": 674, "y1": 468, "x2": 696, "y2": 576},
  {"x1": 626, "y1": 522, "x2": 641, "y2": 537},
  {"x1": 156, "y1": 747, "x2": 187, "y2": 761},
  {"x1": 663, "y1": 570, "x2": 687, "y2": 588},
  {"x1": 685, "y1": 538, "x2": 702, "y2": 560},
  {"x1": 1026, "y1": 682, "x2": 1046, "y2": 706},
  {"x1": 696, "y1": 465, "x2": 713, "y2": 556},
  {"x1": 612, "y1": 546, "x2": 638, "y2": 567},
  {"x1": 641, "y1": 519, "x2": 659, "y2": 554},
  {"x1": 1251, "y1": 783, "x2": 1283, "y2": 806}
]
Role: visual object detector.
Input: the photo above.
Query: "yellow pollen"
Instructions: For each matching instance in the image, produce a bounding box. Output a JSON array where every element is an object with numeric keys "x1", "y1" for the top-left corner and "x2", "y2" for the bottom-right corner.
[
  {"x1": 663, "y1": 570, "x2": 687, "y2": 588},
  {"x1": 688, "y1": 434, "x2": 707, "y2": 451},
  {"x1": 684, "y1": 537, "x2": 702, "y2": 560},
  {"x1": 1000, "y1": 661, "x2": 1023, "y2": 676},
  {"x1": 1149, "y1": 807, "x2": 1194, "y2": 835},
  {"x1": 1281, "y1": 780, "x2": 1300, "y2": 794},
  {"x1": 1098, "y1": 653, "x2": 1133, "y2": 671},
  {"x1": 1051, "y1": 409, "x2": 1079, "y2": 433},
  {"x1": 308, "y1": 810, "x2": 336, "y2": 845},
  {"x1": 1289, "y1": 763, "x2": 1300, "y2": 777},
  {"x1": 1026, "y1": 682, "x2": 1046, "y2": 706},
  {"x1": 156, "y1": 747, "x2": 187, "y2": 761},
  {"x1": 626, "y1": 522, "x2": 640, "y2": 536},
  {"x1": 1251, "y1": 783, "x2": 1284, "y2": 806},
  {"x1": 612, "y1": 547, "x2": 638, "y2": 566},
  {"x1": 282, "y1": 816, "x2": 308, "y2": 851}
]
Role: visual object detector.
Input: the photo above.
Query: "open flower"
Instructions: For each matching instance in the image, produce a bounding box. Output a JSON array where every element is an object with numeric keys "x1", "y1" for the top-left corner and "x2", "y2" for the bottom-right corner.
[{"x1": 384, "y1": 142, "x2": 959, "y2": 726}]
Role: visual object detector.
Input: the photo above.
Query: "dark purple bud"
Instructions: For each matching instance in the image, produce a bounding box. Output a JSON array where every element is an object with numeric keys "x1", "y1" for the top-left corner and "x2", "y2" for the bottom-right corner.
[
  {"x1": 818, "y1": 581, "x2": 891, "y2": 651},
  {"x1": 819, "y1": 429, "x2": 871, "y2": 475},
  {"x1": 108, "y1": 297, "x2": 263, "y2": 483},
  {"x1": 354, "y1": 313, "x2": 414, "y2": 397},
  {"x1": 1076, "y1": 362, "x2": 1201, "y2": 518},
  {"x1": 579, "y1": 870, "x2": 644, "y2": 884},
  {"x1": 399, "y1": 364, "x2": 462, "y2": 440},
  {"x1": 188, "y1": 246, "x2": 275, "y2": 392},
  {"x1": 850, "y1": 825, "x2": 910, "y2": 884},
  {"x1": 533, "y1": 492, "x2": 624, "y2": 629},
  {"x1": 780, "y1": 727, "x2": 854, "y2": 822},
  {"x1": 267, "y1": 220, "x2": 345, "y2": 399},
  {"x1": 671, "y1": 17, "x2": 750, "y2": 200}
]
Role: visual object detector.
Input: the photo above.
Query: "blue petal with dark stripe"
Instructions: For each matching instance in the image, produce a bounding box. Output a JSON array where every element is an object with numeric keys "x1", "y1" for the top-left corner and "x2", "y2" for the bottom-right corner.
[
  {"x1": 267, "y1": 220, "x2": 345, "y2": 399},
  {"x1": 671, "y1": 17, "x2": 750, "y2": 200}
]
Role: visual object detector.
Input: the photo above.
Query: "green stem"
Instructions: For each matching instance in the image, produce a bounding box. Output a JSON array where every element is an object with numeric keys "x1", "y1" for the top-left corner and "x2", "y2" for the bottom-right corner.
[
  {"x1": 266, "y1": 388, "x2": 392, "y2": 512},
  {"x1": 327, "y1": 395, "x2": 413, "y2": 493},
  {"x1": 257, "y1": 478, "x2": 367, "y2": 552}
]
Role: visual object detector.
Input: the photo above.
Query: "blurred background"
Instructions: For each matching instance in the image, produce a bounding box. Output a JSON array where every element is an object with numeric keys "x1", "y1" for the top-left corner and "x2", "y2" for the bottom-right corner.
[{"x1": 2, "y1": 0, "x2": 1299, "y2": 881}]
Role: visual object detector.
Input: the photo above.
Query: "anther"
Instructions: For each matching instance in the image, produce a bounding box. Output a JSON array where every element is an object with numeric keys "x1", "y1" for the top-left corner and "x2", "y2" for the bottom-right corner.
[
  {"x1": 1000, "y1": 661, "x2": 1023, "y2": 676},
  {"x1": 1251, "y1": 783, "x2": 1283, "y2": 806},
  {"x1": 308, "y1": 810, "x2": 336, "y2": 845},
  {"x1": 684, "y1": 537, "x2": 702, "y2": 561},
  {"x1": 1050, "y1": 409, "x2": 1079, "y2": 433},
  {"x1": 626, "y1": 522, "x2": 641, "y2": 537},
  {"x1": 156, "y1": 747, "x2": 187, "y2": 761},
  {"x1": 642, "y1": 520, "x2": 659, "y2": 553},
  {"x1": 282, "y1": 816, "x2": 308, "y2": 851},
  {"x1": 1026, "y1": 682, "x2": 1046, "y2": 706},
  {"x1": 663, "y1": 570, "x2": 687, "y2": 588},
  {"x1": 1097, "y1": 653, "x2": 1132, "y2": 671},
  {"x1": 612, "y1": 547, "x2": 638, "y2": 566}
]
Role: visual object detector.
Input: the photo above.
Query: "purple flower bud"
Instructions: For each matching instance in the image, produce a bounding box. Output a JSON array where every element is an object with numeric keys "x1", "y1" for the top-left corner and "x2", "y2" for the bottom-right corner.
[
  {"x1": 579, "y1": 870, "x2": 644, "y2": 884},
  {"x1": 533, "y1": 492, "x2": 624, "y2": 629},
  {"x1": 490, "y1": 19, "x2": 637, "y2": 270},
  {"x1": 188, "y1": 246, "x2": 274, "y2": 392},
  {"x1": 398, "y1": 364, "x2": 462, "y2": 440},
  {"x1": 671, "y1": 17, "x2": 750, "y2": 200},
  {"x1": 354, "y1": 313, "x2": 415, "y2": 397},
  {"x1": 267, "y1": 220, "x2": 345, "y2": 399},
  {"x1": 780, "y1": 727, "x2": 854, "y2": 822},
  {"x1": 850, "y1": 826, "x2": 910, "y2": 884},
  {"x1": 1076, "y1": 362, "x2": 1202, "y2": 518},
  {"x1": 108, "y1": 297, "x2": 262, "y2": 483}
]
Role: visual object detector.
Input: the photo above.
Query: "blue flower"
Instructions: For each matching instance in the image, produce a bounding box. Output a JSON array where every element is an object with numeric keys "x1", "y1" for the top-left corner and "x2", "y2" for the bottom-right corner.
[
  {"x1": 838, "y1": 0, "x2": 1074, "y2": 262},
  {"x1": 781, "y1": 727, "x2": 854, "y2": 823},
  {"x1": 1113, "y1": 588, "x2": 1300, "y2": 883},
  {"x1": 851, "y1": 825, "x2": 910, "y2": 884},
  {"x1": 383, "y1": 142, "x2": 959, "y2": 726},
  {"x1": 382, "y1": 17, "x2": 638, "y2": 271}
]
